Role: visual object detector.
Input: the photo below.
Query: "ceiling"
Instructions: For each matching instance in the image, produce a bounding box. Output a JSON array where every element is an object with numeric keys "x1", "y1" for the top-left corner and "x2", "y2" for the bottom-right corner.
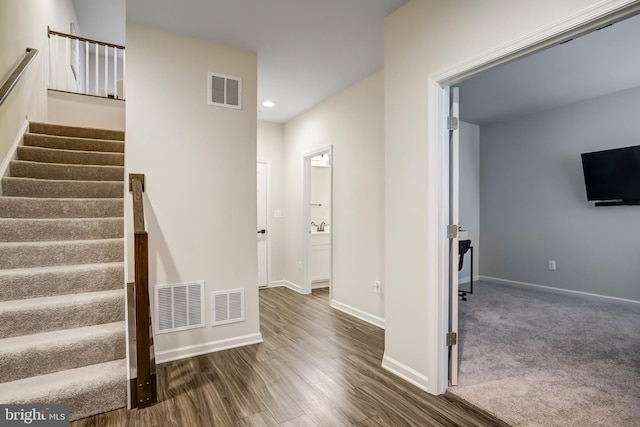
[
  {"x1": 458, "y1": 13, "x2": 640, "y2": 125},
  {"x1": 73, "y1": 2, "x2": 640, "y2": 126},
  {"x1": 83, "y1": 0, "x2": 406, "y2": 123}
]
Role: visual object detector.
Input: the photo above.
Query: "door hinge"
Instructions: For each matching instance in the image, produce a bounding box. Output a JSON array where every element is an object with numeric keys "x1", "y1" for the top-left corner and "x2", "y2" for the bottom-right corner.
[
  {"x1": 446, "y1": 332, "x2": 457, "y2": 346},
  {"x1": 447, "y1": 224, "x2": 458, "y2": 239},
  {"x1": 447, "y1": 116, "x2": 458, "y2": 131}
]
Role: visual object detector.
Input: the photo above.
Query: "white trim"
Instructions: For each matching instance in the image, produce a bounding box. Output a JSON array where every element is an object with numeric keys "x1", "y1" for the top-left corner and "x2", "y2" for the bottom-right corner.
[
  {"x1": 381, "y1": 354, "x2": 430, "y2": 393},
  {"x1": 0, "y1": 119, "x2": 28, "y2": 183},
  {"x1": 434, "y1": 0, "x2": 640, "y2": 396},
  {"x1": 458, "y1": 275, "x2": 480, "y2": 285},
  {"x1": 432, "y1": 0, "x2": 640, "y2": 84},
  {"x1": 312, "y1": 281, "x2": 329, "y2": 290},
  {"x1": 270, "y1": 279, "x2": 303, "y2": 293},
  {"x1": 155, "y1": 333, "x2": 263, "y2": 364},
  {"x1": 480, "y1": 276, "x2": 640, "y2": 306},
  {"x1": 330, "y1": 299, "x2": 385, "y2": 329}
]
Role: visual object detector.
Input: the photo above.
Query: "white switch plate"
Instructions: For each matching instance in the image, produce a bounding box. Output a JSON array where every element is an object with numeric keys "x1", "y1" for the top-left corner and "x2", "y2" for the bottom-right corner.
[
  {"x1": 274, "y1": 210, "x2": 282, "y2": 218},
  {"x1": 548, "y1": 260, "x2": 556, "y2": 271}
]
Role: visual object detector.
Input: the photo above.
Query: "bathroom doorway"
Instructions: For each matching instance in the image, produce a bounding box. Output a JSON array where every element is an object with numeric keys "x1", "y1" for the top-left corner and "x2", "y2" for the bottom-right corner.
[{"x1": 302, "y1": 146, "x2": 332, "y2": 297}]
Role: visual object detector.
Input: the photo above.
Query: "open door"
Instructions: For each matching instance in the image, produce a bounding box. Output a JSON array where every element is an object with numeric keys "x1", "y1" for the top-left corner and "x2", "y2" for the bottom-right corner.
[
  {"x1": 448, "y1": 87, "x2": 460, "y2": 386},
  {"x1": 257, "y1": 162, "x2": 268, "y2": 288}
]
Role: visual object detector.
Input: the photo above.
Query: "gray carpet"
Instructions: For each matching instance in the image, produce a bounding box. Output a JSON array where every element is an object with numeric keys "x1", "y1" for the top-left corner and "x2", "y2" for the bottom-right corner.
[
  {"x1": 450, "y1": 281, "x2": 640, "y2": 427},
  {"x1": 0, "y1": 122, "x2": 127, "y2": 420}
]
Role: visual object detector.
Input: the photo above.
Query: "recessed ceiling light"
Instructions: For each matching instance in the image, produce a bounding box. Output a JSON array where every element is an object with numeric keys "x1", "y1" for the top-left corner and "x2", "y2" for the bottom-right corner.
[{"x1": 262, "y1": 101, "x2": 275, "y2": 108}]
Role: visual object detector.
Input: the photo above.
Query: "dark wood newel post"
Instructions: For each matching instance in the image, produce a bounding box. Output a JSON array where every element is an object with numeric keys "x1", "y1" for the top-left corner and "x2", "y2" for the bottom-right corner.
[{"x1": 129, "y1": 173, "x2": 157, "y2": 408}]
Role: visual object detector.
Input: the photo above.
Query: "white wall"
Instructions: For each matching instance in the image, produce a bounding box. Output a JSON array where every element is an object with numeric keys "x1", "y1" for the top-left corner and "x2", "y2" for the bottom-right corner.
[
  {"x1": 125, "y1": 23, "x2": 260, "y2": 360},
  {"x1": 257, "y1": 121, "x2": 285, "y2": 283},
  {"x1": 284, "y1": 70, "x2": 385, "y2": 323},
  {"x1": 0, "y1": 0, "x2": 79, "y2": 164},
  {"x1": 480, "y1": 87, "x2": 640, "y2": 301},
  {"x1": 459, "y1": 121, "x2": 480, "y2": 284},
  {"x1": 384, "y1": 0, "x2": 614, "y2": 392}
]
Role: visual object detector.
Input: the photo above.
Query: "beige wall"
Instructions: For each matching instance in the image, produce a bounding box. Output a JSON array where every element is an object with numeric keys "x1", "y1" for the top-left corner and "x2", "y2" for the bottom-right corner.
[
  {"x1": 48, "y1": 90, "x2": 125, "y2": 130},
  {"x1": 384, "y1": 0, "x2": 619, "y2": 393},
  {"x1": 0, "y1": 0, "x2": 79, "y2": 165},
  {"x1": 125, "y1": 23, "x2": 260, "y2": 360},
  {"x1": 284, "y1": 70, "x2": 385, "y2": 322},
  {"x1": 257, "y1": 121, "x2": 285, "y2": 283}
]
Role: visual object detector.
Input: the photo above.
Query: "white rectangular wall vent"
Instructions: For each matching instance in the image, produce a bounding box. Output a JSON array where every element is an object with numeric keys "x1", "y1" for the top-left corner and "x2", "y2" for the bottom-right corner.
[
  {"x1": 207, "y1": 72, "x2": 242, "y2": 109},
  {"x1": 155, "y1": 281, "x2": 205, "y2": 334},
  {"x1": 211, "y1": 288, "x2": 245, "y2": 326}
]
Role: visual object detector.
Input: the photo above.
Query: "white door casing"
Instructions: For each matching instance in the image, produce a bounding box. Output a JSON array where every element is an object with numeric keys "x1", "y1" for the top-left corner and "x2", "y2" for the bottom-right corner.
[{"x1": 448, "y1": 87, "x2": 460, "y2": 386}]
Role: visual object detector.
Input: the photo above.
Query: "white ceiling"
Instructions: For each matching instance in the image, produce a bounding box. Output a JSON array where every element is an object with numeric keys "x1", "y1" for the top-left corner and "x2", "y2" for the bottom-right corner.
[
  {"x1": 73, "y1": 2, "x2": 640, "y2": 126},
  {"x1": 458, "y1": 13, "x2": 640, "y2": 125},
  {"x1": 122, "y1": 0, "x2": 408, "y2": 123}
]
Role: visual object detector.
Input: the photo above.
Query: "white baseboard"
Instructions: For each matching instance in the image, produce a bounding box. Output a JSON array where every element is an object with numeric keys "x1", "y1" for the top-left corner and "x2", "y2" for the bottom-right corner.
[
  {"x1": 0, "y1": 119, "x2": 28, "y2": 182},
  {"x1": 155, "y1": 332, "x2": 263, "y2": 364},
  {"x1": 480, "y1": 275, "x2": 640, "y2": 305},
  {"x1": 458, "y1": 275, "x2": 480, "y2": 285},
  {"x1": 330, "y1": 299, "x2": 385, "y2": 329},
  {"x1": 381, "y1": 354, "x2": 430, "y2": 393},
  {"x1": 272, "y1": 280, "x2": 302, "y2": 294},
  {"x1": 312, "y1": 281, "x2": 329, "y2": 290}
]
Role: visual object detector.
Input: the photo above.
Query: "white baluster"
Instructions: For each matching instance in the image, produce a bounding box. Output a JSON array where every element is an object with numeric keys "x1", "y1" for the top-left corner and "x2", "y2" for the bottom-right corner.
[
  {"x1": 122, "y1": 49, "x2": 126, "y2": 100},
  {"x1": 65, "y1": 37, "x2": 70, "y2": 92},
  {"x1": 85, "y1": 41, "x2": 89, "y2": 95},
  {"x1": 114, "y1": 46, "x2": 118, "y2": 99},
  {"x1": 95, "y1": 43, "x2": 99, "y2": 96},
  {"x1": 104, "y1": 43, "x2": 108, "y2": 97}
]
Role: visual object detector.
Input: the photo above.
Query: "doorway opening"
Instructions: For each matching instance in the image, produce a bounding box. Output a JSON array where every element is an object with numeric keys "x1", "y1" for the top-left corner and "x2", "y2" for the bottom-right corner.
[
  {"x1": 302, "y1": 146, "x2": 332, "y2": 297},
  {"x1": 257, "y1": 161, "x2": 271, "y2": 288}
]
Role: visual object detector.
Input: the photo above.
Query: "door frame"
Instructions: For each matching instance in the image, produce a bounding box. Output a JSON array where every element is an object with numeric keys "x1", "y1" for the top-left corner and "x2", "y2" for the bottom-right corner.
[
  {"x1": 433, "y1": 0, "x2": 640, "y2": 394},
  {"x1": 257, "y1": 159, "x2": 272, "y2": 288},
  {"x1": 302, "y1": 146, "x2": 333, "y2": 296}
]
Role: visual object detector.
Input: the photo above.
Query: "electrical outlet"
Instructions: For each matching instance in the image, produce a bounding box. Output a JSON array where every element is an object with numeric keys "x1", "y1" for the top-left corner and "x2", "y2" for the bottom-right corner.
[
  {"x1": 373, "y1": 280, "x2": 381, "y2": 294},
  {"x1": 548, "y1": 260, "x2": 556, "y2": 271},
  {"x1": 274, "y1": 210, "x2": 282, "y2": 218},
  {"x1": 298, "y1": 261, "x2": 302, "y2": 271}
]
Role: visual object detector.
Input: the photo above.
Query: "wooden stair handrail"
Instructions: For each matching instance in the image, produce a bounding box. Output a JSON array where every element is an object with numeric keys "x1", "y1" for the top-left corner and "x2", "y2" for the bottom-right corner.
[
  {"x1": 0, "y1": 48, "x2": 39, "y2": 108},
  {"x1": 128, "y1": 174, "x2": 157, "y2": 409},
  {"x1": 48, "y1": 27, "x2": 125, "y2": 50}
]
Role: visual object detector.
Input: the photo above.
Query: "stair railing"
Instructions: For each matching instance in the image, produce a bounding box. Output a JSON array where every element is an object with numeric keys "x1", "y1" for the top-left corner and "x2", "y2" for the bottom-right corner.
[
  {"x1": 0, "y1": 48, "x2": 39, "y2": 108},
  {"x1": 128, "y1": 174, "x2": 157, "y2": 409},
  {"x1": 48, "y1": 27, "x2": 125, "y2": 99}
]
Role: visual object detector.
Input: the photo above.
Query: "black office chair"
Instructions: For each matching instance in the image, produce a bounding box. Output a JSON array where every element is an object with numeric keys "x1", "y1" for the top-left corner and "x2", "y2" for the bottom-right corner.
[{"x1": 458, "y1": 239, "x2": 472, "y2": 301}]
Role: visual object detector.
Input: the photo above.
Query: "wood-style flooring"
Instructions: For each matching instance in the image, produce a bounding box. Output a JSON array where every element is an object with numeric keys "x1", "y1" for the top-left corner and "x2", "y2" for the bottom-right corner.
[{"x1": 71, "y1": 287, "x2": 509, "y2": 426}]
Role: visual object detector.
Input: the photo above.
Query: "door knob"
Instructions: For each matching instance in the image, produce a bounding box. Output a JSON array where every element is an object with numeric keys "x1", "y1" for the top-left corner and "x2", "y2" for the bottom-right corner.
[{"x1": 257, "y1": 229, "x2": 266, "y2": 234}]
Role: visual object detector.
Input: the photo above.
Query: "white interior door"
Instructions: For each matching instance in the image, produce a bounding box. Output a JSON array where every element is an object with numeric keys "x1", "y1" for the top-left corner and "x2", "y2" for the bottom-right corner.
[
  {"x1": 257, "y1": 162, "x2": 268, "y2": 288},
  {"x1": 449, "y1": 87, "x2": 460, "y2": 386}
]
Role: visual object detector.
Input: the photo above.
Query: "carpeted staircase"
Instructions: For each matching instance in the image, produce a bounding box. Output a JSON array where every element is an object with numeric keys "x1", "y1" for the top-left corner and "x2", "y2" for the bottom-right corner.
[{"x1": 0, "y1": 122, "x2": 127, "y2": 420}]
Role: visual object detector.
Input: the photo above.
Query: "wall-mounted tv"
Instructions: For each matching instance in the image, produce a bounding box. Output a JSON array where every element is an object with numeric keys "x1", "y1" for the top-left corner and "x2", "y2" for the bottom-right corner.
[{"x1": 581, "y1": 145, "x2": 640, "y2": 206}]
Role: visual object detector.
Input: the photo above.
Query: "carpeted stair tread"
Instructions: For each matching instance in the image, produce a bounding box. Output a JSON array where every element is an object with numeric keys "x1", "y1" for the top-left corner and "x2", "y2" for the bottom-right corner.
[
  {"x1": 2, "y1": 177, "x2": 124, "y2": 198},
  {"x1": 24, "y1": 133, "x2": 125, "y2": 153},
  {"x1": 17, "y1": 146, "x2": 124, "y2": 166},
  {"x1": 0, "y1": 358, "x2": 127, "y2": 421},
  {"x1": 0, "y1": 217, "x2": 123, "y2": 242},
  {"x1": 10, "y1": 160, "x2": 124, "y2": 181},
  {"x1": 29, "y1": 122, "x2": 125, "y2": 141},
  {"x1": 0, "y1": 197, "x2": 123, "y2": 218},
  {"x1": 0, "y1": 262, "x2": 124, "y2": 302},
  {"x1": 0, "y1": 238, "x2": 124, "y2": 269},
  {"x1": 0, "y1": 289, "x2": 125, "y2": 339},
  {"x1": 0, "y1": 321, "x2": 125, "y2": 383}
]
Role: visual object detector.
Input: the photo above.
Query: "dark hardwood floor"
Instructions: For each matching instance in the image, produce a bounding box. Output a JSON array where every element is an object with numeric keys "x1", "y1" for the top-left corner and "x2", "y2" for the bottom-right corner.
[{"x1": 72, "y1": 287, "x2": 509, "y2": 426}]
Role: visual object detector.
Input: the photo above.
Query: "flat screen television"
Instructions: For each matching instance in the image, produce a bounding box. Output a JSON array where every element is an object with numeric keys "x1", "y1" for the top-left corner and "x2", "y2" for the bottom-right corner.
[{"x1": 581, "y1": 145, "x2": 640, "y2": 206}]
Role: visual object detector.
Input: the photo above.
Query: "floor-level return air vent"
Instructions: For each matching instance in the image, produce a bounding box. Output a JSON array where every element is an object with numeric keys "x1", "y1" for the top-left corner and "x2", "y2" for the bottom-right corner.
[
  {"x1": 208, "y1": 72, "x2": 242, "y2": 109},
  {"x1": 211, "y1": 288, "x2": 245, "y2": 326},
  {"x1": 155, "y1": 281, "x2": 205, "y2": 334}
]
